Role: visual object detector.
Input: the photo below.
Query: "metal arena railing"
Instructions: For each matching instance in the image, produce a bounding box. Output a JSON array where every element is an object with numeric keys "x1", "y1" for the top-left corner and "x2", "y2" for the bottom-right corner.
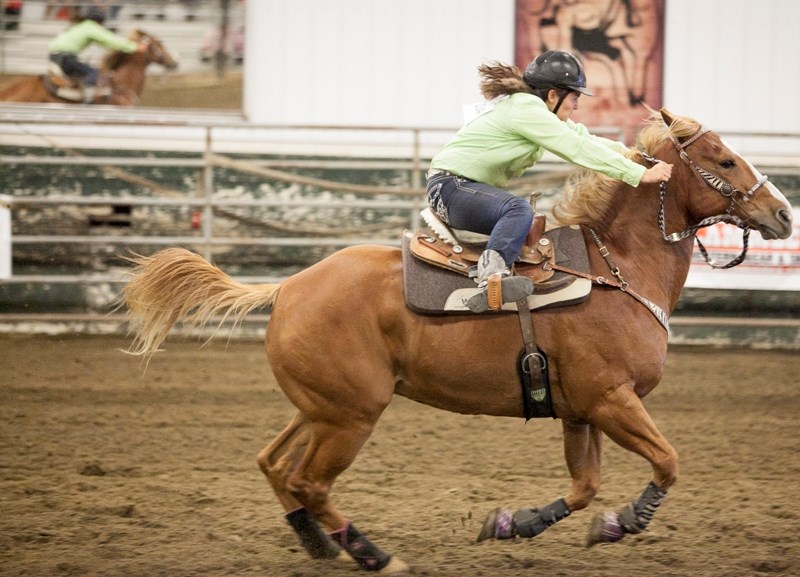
[
  {"x1": 1, "y1": 153, "x2": 429, "y2": 285},
  {"x1": 2, "y1": 108, "x2": 799, "y2": 347},
  {"x1": 1, "y1": 105, "x2": 606, "y2": 286},
  {"x1": 1, "y1": 106, "x2": 797, "y2": 288}
]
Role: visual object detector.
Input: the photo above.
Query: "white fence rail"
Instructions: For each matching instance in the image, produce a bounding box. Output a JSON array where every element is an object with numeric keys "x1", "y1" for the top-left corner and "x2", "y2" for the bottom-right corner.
[
  {"x1": 1, "y1": 107, "x2": 798, "y2": 288},
  {"x1": 0, "y1": 155, "x2": 428, "y2": 285},
  {"x1": 0, "y1": 106, "x2": 623, "y2": 284},
  {"x1": 1, "y1": 109, "x2": 799, "y2": 346}
]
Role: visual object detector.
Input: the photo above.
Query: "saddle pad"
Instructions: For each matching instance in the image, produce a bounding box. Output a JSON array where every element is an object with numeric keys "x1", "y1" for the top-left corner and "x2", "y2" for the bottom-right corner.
[{"x1": 402, "y1": 225, "x2": 592, "y2": 315}]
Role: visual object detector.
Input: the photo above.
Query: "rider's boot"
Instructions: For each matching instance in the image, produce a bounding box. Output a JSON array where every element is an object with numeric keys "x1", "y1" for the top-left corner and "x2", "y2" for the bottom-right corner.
[
  {"x1": 82, "y1": 86, "x2": 97, "y2": 104},
  {"x1": 466, "y1": 249, "x2": 533, "y2": 313}
]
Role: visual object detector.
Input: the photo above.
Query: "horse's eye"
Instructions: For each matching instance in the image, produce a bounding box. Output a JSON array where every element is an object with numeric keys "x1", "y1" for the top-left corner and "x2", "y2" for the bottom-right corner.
[{"x1": 719, "y1": 159, "x2": 735, "y2": 169}]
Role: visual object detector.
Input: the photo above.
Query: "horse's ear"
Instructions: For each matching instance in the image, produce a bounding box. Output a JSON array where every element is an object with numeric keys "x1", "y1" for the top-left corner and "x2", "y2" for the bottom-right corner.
[{"x1": 660, "y1": 108, "x2": 676, "y2": 127}]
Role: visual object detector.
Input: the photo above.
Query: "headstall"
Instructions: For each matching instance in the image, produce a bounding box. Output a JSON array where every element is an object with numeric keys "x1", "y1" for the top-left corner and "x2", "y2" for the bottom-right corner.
[{"x1": 643, "y1": 126, "x2": 769, "y2": 269}]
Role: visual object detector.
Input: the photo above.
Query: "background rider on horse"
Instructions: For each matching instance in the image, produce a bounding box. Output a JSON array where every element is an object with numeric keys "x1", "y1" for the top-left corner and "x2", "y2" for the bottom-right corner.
[{"x1": 48, "y1": 6, "x2": 147, "y2": 103}]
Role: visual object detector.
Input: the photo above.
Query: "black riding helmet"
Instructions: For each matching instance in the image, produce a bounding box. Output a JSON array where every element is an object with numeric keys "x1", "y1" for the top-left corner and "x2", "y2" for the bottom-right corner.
[
  {"x1": 523, "y1": 50, "x2": 594, "y2": 95},
  {"x1": 523, "y1": 50, "x2": 593, "y2": 114},
  {"x1": 83, "y1": 6, "x2": 107, "y2": 25}
]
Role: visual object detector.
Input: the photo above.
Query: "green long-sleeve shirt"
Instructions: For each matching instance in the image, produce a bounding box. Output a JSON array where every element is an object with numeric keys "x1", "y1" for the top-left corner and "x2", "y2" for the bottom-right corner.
[
  {"x1": 49, "y1": 19, "x2": 138, "y2": 55},
  {"x1": 430, "y1": 92, "x2": 645, "y2": 188}
]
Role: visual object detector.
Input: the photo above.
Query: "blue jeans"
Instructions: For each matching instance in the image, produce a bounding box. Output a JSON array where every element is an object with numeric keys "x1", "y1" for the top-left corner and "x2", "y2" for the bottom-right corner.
[
  {"x1": 49, "y1": 53, "x2": 99, "y2": 86},
  {"x1": 426, "y1": 173, "x2": 533, "y2": 266}
]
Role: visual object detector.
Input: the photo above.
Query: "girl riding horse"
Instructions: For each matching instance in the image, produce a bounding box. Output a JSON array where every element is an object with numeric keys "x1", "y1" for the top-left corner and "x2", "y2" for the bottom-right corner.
[{"x1": 48, "y1": 6, "x2": 147, "y2": 103}]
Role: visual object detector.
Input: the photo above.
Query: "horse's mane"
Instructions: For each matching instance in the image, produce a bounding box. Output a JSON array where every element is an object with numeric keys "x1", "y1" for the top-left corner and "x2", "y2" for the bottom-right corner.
[
  {"x1": 551, "y1": 110, "x2": 702, "y2": 226},
  {"x1": 103, "y1": 30, "x2": 146, "y2": 71}
]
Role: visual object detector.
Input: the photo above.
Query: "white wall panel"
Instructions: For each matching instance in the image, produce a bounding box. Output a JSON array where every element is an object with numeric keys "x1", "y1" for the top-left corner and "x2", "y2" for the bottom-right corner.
[
  {"x1": 664, "y1": 0, "x2": 800, "y2": 141},
  {"x1": 245, "y1": 0, "x2": 515, "y2": 127},
  {"x1": 245, "y1": 0, "x2": 799, "y2": 158}
]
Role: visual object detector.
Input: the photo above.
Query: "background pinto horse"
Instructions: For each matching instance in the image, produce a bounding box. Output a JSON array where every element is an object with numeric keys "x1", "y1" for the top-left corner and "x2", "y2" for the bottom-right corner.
[
  {"x1": 0, "y1": 30, "x2": 177, "y2": 105},
  {"x1": 121, "y1": 109, "x2": 792, "y2": 574}
]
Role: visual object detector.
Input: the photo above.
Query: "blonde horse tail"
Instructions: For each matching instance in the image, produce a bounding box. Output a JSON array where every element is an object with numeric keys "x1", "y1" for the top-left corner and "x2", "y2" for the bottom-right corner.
[{"x1": 121, "y1": 247, "x2": 281, "y2": 361}]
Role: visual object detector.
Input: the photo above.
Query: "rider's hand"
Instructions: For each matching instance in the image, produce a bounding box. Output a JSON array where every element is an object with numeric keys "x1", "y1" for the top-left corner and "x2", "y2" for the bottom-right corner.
[
  {"x1": 641, "y1": 161, "x2": 673, "y2": 184},
  {"x1": 136, "y1": 41, "x2": 149, "y2": 53}
]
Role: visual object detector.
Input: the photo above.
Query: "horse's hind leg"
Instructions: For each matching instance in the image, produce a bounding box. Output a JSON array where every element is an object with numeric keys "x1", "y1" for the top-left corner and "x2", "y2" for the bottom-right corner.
[
  {"x1": 289, "y1": 421, "x2": 409, "y2": 573},
  {"x1": 259, "y1": 413, "x2": 408, "y2": 573},
  {"x1": 257, "y1": 412, "x2": 341, "y2": 560},
  {"x1": 585, "y1": 384, "x2": 677, "y2": 546}
]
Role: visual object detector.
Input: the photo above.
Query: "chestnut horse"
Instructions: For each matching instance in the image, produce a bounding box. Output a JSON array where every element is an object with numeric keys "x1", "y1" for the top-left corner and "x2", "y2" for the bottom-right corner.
[
  {"x1": 0, "y1": 30, "x2": 177, "y2": 105},
  {"x1": 121, "y1": 109, "x2": 792, "y2": 574}
]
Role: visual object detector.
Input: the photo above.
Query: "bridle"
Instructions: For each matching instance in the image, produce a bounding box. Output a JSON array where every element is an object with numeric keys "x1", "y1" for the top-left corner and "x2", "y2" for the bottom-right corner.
[
  {"x1": 577, "y1": 124, "x2": 770, "y2": 332},
  {"x1": 645, "y1": 126, "x2": 769, "y2": 269}
]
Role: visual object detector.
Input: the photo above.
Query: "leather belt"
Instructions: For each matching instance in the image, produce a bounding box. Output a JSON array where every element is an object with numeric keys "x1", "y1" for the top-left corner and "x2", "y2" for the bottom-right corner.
[{"x1": 426, "y1": 168, "x2": 455, "y2": 179}]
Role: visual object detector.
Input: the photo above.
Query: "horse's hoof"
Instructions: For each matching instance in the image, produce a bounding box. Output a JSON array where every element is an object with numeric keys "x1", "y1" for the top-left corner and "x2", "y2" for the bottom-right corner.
[
  {"x1": 379, "y1": 556, "x2": 410, "y2": 574},
  {"x1": 476, "y1": 507, "x2": 515, "y2": 542},
  {"x1": 585, "y1": 512, "x2": 624, "y2": 547}
]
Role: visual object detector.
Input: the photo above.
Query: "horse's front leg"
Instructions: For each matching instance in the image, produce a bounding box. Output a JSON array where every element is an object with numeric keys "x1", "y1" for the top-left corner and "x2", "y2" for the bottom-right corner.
[
  {"x1": 585, "y1": 383, "x2": 678, "y2": 547},
  {"x1": 562, "y1": 419, "x2": 604, "y2": 510},
  {"x1": 476, "y1": 420, "x2": 603, "y2": 541}
]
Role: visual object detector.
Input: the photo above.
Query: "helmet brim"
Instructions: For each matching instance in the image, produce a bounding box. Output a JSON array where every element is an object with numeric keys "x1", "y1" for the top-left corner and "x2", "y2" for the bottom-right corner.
[{"x1": 570, "y1": 85, "x2": 595, "y2": 96}]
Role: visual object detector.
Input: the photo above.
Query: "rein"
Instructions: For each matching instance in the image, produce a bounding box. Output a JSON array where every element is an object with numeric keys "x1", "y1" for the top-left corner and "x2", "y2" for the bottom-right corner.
[{"x1": 645, "y1": 126, "x2": 770, "y2": 269}]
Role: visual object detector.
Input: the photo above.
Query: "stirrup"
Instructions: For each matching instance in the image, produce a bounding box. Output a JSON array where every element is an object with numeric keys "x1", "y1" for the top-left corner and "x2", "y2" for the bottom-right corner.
[{"x1": 466, "y1": 275, "x2": 533, "y2": 313}]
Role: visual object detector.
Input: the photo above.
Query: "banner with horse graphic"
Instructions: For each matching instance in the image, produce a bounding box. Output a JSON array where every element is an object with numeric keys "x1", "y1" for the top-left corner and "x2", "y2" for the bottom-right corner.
[{"x1": 515, "y1": 0, "x2": 666, "y2": 143}]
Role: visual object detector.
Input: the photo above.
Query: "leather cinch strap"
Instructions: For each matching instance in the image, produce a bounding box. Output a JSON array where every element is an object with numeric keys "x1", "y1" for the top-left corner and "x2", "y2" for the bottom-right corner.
[{"x1": 515, "y1": 299, "x2": 555, "y2": 419}]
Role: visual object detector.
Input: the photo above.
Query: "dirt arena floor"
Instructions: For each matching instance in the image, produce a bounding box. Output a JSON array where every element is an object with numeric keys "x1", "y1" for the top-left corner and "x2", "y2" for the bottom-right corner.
[{"x1": 1, "y1": 333, "x2": 798, "y2": 577}]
